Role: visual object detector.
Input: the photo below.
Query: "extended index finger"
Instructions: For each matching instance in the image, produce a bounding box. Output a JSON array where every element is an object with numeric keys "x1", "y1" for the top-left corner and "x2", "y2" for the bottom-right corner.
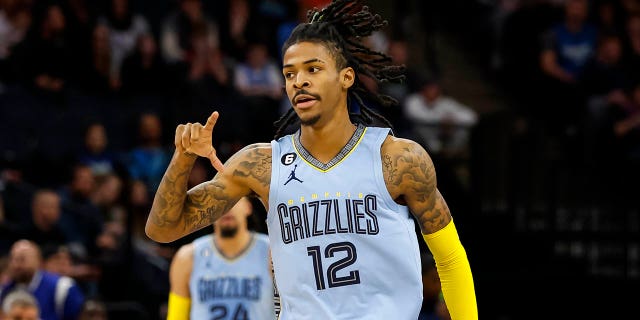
[{"x1": 204, "y1": 111, "x2": 219, "y2": 131}]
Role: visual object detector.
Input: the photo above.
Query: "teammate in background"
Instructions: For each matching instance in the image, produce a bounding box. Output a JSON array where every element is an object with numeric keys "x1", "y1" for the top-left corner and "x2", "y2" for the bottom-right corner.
[
  {"x1": 167, "y1": 197, "x2": 275, "y2": 320},
  {"x1": 147, "y1": 0, "x2": 477, "y2": 319}
]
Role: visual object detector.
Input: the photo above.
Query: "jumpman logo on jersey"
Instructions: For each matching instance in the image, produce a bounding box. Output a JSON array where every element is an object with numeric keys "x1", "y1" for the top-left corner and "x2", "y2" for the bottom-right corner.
[{"x1": 284, "y1": 164, "x2": 303, "y2": 185}]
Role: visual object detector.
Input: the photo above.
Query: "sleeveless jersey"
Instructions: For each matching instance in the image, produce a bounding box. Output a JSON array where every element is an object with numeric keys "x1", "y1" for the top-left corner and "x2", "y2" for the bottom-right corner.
[
  {"x1": 189, "y1": 233, "x2": 275, "y2": 320},
  {"x1": 268, "y1": 124, "x2": 423, "y2": 320}
]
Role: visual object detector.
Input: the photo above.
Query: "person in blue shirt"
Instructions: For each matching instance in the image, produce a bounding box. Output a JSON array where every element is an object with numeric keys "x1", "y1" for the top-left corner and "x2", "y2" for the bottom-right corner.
[{"x1": 0, "y1": 240, "x2": 85, "y2": 320}]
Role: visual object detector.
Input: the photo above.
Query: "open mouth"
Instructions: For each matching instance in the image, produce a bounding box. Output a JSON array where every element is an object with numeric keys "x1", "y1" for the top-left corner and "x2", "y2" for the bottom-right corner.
[{"x1": 294, "y1": 94, "x2": 319, "y2": 108}]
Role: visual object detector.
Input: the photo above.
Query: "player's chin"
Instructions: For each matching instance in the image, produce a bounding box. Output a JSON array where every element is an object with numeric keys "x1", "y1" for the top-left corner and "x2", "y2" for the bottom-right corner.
[{"x1": 299, "y1": 114, "x2": 321, "y2": 126}]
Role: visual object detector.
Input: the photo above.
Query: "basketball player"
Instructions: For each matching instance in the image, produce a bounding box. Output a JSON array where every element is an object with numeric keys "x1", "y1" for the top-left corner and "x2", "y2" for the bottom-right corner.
[
  {"x1": 166, "y1": 197, "x2": 275, "y2": 320},
  {"x1": 146, "y1": 0, "x2": 477, "y2": 318}
]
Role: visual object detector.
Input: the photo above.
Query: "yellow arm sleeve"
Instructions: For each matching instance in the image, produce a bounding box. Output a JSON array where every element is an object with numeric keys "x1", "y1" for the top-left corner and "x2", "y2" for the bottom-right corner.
[
  {"x1": 423, "y1": 220, "x2": 478, "y2": 320},
  {"x1": 167, "y1": 292, "x2": 191, "y2": 320}
]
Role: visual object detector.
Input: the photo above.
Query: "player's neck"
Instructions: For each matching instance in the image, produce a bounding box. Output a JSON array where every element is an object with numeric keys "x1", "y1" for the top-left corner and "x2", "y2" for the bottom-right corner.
[
  {"x1": 214, "y1": 229, "x2": 252, "y2": 259},
  {"x1": 299, "y1": 112, "x2": 356, "y2": 164}
]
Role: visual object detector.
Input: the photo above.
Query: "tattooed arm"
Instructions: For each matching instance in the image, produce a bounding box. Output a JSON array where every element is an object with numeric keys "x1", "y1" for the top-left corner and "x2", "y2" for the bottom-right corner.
[
  {"x1": 145, "y1": 143, "x2": 272, "y2": 243},
  {"x1": 381, "y1": 136, "x2": 451, "y2": 234},
  {"x1": 382, "y1": 136, "x2": 477, "y2": 320},
  {"x1": 146, "y1": 112, "x2": 272, "y2": 243}
]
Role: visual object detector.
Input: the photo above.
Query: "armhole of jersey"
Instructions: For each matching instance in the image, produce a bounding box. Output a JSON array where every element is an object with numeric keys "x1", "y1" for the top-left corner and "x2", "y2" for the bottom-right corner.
[
  {"x1": 372, "y1": 128, "x2": 404, "y2": 212},
  {"x1": 268, "y1": 140, "x2": 281, "y2": 220}
]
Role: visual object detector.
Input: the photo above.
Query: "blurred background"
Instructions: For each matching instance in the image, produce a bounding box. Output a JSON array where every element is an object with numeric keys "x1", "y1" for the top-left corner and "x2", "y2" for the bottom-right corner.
[{"x1": 0, "y1": 0, "x2": 638, "y2": 319}]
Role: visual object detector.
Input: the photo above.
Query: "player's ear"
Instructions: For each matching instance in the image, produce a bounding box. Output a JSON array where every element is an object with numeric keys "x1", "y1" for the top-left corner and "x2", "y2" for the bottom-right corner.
[{"x1": 340, "y1": 67, "x2": 355, "y2": 89}]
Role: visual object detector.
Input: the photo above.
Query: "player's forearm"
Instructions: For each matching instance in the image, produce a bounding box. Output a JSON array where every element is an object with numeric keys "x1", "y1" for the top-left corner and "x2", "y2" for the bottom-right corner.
[
  {"x1": 146, "y1": 151, "x2": 197, "y2": 242},
  {"x1": 423, "y1": 220, "x2": 477, "y2": 320}
]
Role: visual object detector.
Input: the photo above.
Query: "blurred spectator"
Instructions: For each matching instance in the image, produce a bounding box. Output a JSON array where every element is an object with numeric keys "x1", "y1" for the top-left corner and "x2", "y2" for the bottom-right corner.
[
  {"x1": 540, "y1": 0, "x2": 597, "y2": 83},
  {"x1": 120, "y1": 33, "x2": 167, "y2": 97},
  {"x1": 77, "y1": 123, "x2": 117, "y2": 178},
  {"x1": 186, "y1": 24, "x2": 230, "y2": 88},
  {"x1": 41, "y1": 244, "x2": 101, "y2": 295},
  {"x1": 97, "y1": 0, "x2": 150, "y2": 89},
  {"x1": 92, "y1": 174, "x2": 127, "y2": 261},
  {"x1": 78, "y1": 24, "x2": 115, "y2": 94},
  {"x1": 0, "y1": 0, "x2": 31, "y2": 59},
  {"x1": 611, "y1": 82, "x2": 640, "y2": 158},
  {"x1": 0, "y1": 160, "x2": 35, "y2": 241},
  {"x1": 580, "y1": 33, "x2": 628, "y2": 166},
  {"x1": 594, "y1": 0, "x2": 625, "y2": 36},
  {"x1": 403, "y1": 77, "x2": 478, "y2": 158},
  {"x1": 0, "y1": 0, "x2": 32, "y2": 83},
  {"x1": 379, "y1": 39, "x2": 420, "y2": 136},
  {"x1": 253, "y1": 0, "x2": 296, "y2": 56},
  {"x1": 58, "y1": 165, "x2": 103, "y2": 261},
  {"x1": 1, "y1": 289, "x2": 39, "y2": 320},
  {"x1": 42, "y1": 245, "x2": 73, "y2": 277},
  {"x1": 17, "y1": 189, "x2": 67, "y2": 248},
  {"x1": 91, "y1": 174, "x2": 124, "y2": 222},
  {"x1": 0, "y1": 240, "x2": 85, "y2": 320},
  {"x1": 16, "y1": 4, "x2": 71, "y2": 99},
  {"x1": 219, "y1": 0, "x2": 254, "y2": 61},
  {"x1": 539, "y1": 0, "x2": 596, "y2": 135},
  {"x1": 128, "y1": 180, "x2": 149, "y2": 241},
  {"x1": 581, "y1": 34, "x2": 627, "y2": 99},
  {"x1": 160, "y1": 0, "x2": 218, "y2": 64},
  {"x1": 125, "y1": 112, "x2": 171, "y2": 196},
  {"x1": 172, "y1": 22, "x2": 240, "y2": 145},
  {"x1": 63, "y1": 0, "x2": 94, "y2": 84},
  {"x1": 233, "y1": 42, "x2": 282, "y2": 142}
]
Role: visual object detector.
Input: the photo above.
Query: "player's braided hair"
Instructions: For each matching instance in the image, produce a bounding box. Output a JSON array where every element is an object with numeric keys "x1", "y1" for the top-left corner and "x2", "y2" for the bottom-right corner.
[{"x1": 273, "y1": 0, "x2": 405, "y2": 139}]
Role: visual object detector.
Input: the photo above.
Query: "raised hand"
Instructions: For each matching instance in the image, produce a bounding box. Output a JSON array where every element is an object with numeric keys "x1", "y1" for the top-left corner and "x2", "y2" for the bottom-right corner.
[{"x1": 174, "y1": 111, "x2": 225, "y2": 172}]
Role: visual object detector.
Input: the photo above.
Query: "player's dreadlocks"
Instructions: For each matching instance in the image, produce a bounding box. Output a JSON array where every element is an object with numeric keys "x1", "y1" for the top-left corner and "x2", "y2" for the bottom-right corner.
[{"x1": 274, "y1": 0, "x2": 405, "y2": 139}]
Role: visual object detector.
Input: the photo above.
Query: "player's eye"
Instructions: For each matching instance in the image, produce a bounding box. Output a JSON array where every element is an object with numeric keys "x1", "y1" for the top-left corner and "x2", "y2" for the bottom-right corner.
[
  {"x1": 309, "y1": 66, "x2": 320, "y2": 73},
  {"x1": 284, "y1": 72, "x2": 295, "y2": 79}
]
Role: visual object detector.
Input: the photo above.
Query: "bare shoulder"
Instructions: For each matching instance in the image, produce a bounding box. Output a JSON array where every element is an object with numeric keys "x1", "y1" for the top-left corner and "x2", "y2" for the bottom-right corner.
[
  {"x1": 380, "y1": 136, "x2": 434, "y2": 199},
  {"x1": 225, "y1": 143, "x2": 273, "y2": 189},
  {"x1": 172, "y1": 242, "x2": 195, "y2": 264},
  {"x1": 380, "y1": 136, "x2": 451, "y2": 234}
]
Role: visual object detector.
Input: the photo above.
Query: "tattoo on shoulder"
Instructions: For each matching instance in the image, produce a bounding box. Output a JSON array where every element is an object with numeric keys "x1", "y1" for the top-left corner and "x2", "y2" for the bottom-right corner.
[
  {"x1": 382, "y1": 139, "x2": 451, "y2": 233},
  {"x1": 232, "y1": 145, "x2": 272, "y2": 188}
]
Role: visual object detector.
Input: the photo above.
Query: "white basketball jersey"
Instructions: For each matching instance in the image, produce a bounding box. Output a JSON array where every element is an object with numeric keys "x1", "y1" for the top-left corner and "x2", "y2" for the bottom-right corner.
[
  {"x1": 189, "y1": 233, "x2": 275, "y2": 320},
  {"x1": 267, "y1": 124, "x2": 423, "y2": 319}
]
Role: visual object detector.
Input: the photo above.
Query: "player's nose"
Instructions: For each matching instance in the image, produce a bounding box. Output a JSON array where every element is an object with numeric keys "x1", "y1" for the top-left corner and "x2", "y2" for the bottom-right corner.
[{"x1": 293, "y1": 75, "x2": 310, "y2": 89}]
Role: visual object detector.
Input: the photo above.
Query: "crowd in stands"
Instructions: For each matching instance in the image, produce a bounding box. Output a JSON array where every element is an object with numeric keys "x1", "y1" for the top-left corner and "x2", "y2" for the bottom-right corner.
[
  {"x1": 491, "y1": 0, "x2": 640, "y2": 211},
  {"x1": 0, "y1": 0, "x2": 472, "y2": 318}
]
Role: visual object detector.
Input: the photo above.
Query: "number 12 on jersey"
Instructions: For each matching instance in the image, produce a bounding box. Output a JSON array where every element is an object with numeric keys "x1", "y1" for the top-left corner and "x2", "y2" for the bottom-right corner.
[{"x1": 306, "y1": 241, "x2": 361, "y2": 290}]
